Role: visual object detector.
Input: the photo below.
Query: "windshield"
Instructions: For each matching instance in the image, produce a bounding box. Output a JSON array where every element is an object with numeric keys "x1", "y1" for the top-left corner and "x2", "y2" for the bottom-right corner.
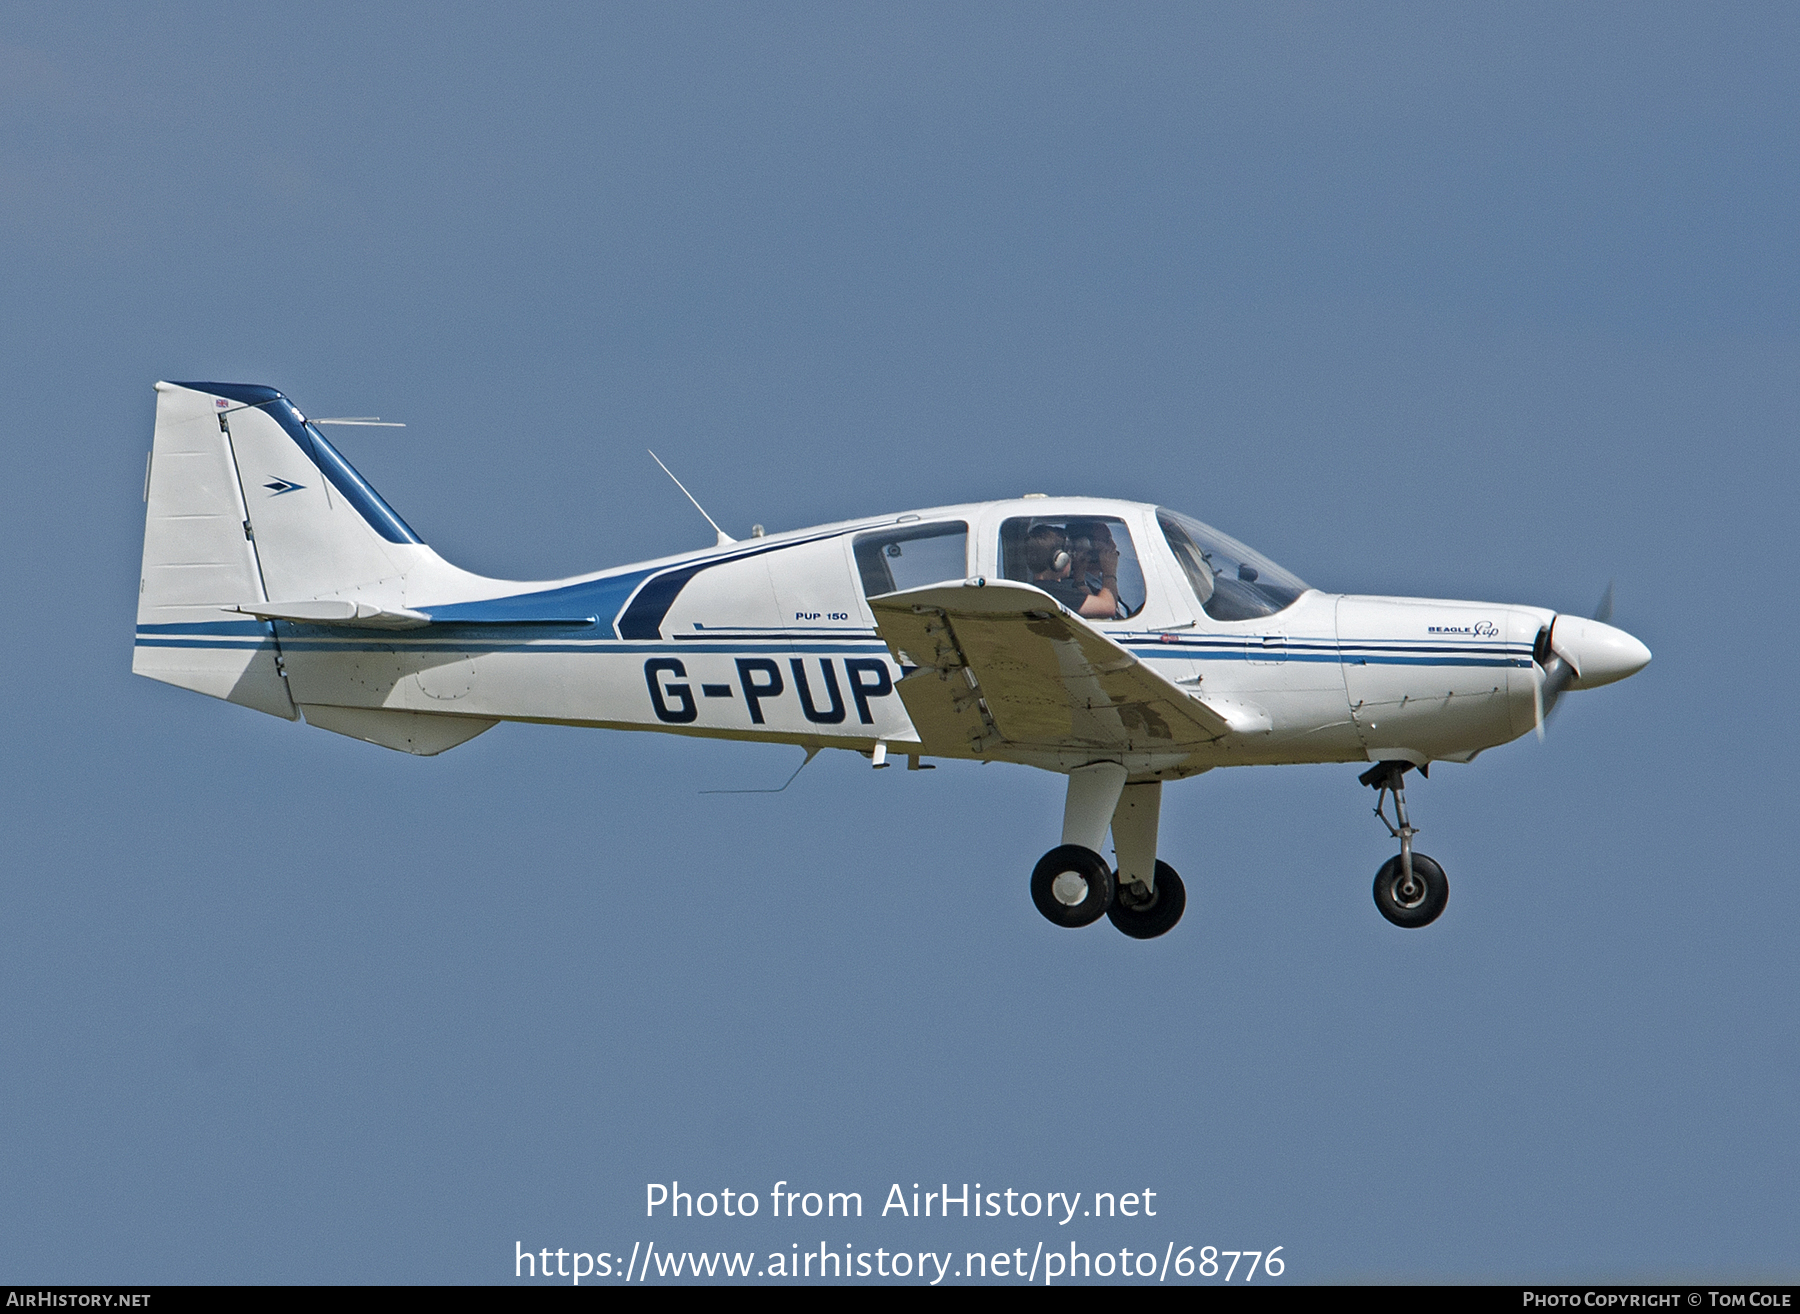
[{"x1": 1157, "y1": 509, "x2": 1307, "y2": 621}]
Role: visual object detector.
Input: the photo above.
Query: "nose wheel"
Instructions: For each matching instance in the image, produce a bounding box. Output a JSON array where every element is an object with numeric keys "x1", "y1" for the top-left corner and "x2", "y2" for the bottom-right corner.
[
  {"x1": 1373, "y1": 852, "x2": 1448, "y2": 927},
  {"x1": 1360, "y1": 761, "x2": 1449, "y2": 928}
]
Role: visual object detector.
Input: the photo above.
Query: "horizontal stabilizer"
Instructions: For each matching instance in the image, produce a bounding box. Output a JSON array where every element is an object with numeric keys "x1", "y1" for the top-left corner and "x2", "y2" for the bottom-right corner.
[
  {"x1": 226, "y1": 600, "x2": 430, "y2": 628},
  {"x1": 223, "y1": 600, "x2": 598, "y2": 628}
]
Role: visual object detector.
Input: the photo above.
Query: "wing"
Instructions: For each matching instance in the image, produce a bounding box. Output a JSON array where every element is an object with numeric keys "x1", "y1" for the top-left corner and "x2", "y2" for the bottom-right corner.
[{"x1": 869, "y1": 579, "x2": 1235, "y2": 757}]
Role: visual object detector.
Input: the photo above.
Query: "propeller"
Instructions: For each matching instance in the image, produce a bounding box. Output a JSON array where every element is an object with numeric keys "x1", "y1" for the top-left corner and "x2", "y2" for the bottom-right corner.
[
  {"x1": 1531, "y1": 648, "x2": 1577, "y2": 740},
  {"x1": 1532, "y1": 581, "x2": 1614, "y2": 740}
]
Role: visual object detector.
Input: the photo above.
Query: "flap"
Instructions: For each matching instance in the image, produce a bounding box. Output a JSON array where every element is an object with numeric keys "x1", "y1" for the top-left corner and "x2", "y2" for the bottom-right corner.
[{"x1": 868, "y1": 579, "x2": 1232, "y2": 756}]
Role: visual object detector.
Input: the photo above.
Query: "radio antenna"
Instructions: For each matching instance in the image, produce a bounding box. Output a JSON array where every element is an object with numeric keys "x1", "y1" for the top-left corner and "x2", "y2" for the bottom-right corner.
[
  {"x1": 701, "y1": 748, "x2": 818, "y2": 795},
  {"x1": 648, "y1": 449, "x2": 735, "y2": 546}
]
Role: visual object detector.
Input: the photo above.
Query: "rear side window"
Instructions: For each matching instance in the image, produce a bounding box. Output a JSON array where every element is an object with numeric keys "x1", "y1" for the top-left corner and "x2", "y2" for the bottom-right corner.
[{"x1": 854, "y1": 522, "x2": 969, "y2": 598}]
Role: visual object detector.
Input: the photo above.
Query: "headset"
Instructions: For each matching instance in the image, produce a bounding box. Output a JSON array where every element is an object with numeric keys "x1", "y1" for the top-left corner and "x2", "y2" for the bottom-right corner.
[{"x1": 1060, "y1": 534, "x2": 1104, "y2": 575}]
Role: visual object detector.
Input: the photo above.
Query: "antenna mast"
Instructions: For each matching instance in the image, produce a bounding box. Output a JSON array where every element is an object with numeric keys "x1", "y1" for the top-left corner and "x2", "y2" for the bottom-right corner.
[{"x1": 648, "y1": 450, "x2": 735, "y2": 546}]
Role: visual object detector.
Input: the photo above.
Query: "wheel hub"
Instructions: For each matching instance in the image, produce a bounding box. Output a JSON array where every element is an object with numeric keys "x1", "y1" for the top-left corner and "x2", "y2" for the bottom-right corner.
[
  {"x1": 1371, "y1": 851, "x2": 1447, "y2": 929},
  {"x1": 1118, "y1": 880, "x2": 1155, "y2": 912},
  {"x1": 1051, "y1": 871, "x2": 1089, "y2": 906}
]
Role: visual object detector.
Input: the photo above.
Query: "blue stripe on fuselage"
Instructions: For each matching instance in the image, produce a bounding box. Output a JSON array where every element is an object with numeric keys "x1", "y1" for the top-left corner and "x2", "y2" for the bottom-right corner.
[
  {"x1": 137, "y1": 631, "x2": 1526, "y2": 667},
  {"x1": 134, "y1": 626, "x2": 891, "y2": 657}
]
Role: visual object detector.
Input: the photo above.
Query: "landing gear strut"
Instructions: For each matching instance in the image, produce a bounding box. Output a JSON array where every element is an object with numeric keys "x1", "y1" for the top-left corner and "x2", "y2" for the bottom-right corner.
[
  {"x1": 1030, "y1": 767, "x2": 1186, "y2": 938},
  {"x1": 1360, "y1": 761, "x2": 1448, "y2": 928}
]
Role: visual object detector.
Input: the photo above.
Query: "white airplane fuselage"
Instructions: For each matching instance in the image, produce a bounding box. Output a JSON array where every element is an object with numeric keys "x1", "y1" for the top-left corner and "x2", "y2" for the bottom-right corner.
[
  {"x1": 142, "y1": 493, "x2": 1633, "y2": 775},
  {"x1": 134, "y1": 381, "x2": 1651, "y2": 934}
]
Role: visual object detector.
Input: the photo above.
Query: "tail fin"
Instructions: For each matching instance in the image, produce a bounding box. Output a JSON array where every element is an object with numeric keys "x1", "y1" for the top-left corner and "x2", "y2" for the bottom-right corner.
[
  {"x1": 134, "y1": 380, "x2": 440, "y2": 723},
  {"x1": 166, "y1": 380, "x2": 424, "y2": 597}
]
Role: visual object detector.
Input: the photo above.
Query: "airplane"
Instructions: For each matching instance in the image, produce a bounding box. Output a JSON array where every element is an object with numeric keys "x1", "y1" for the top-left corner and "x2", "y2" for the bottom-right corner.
[{"x1": 134, "y1": 380, "x2": 1652, "y2": 939}]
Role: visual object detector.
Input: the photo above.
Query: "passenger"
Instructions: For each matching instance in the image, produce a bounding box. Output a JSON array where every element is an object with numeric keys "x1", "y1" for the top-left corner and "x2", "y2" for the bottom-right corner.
[{"x1": 1064, "y1": 518, "x2": 1125, "y2": 619}]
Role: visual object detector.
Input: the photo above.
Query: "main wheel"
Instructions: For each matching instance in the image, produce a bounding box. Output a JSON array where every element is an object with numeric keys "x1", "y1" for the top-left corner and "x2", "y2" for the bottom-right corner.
[
  {"x1": 1107, "y1": 861, "x2": 1186, "y2": 939},
  {"x1": 1030, "y1": 845, "x2": 1115, "y2": 928},
  {"x1": 1373, "y1": 853, "x2": 1448, "y2": 928}
]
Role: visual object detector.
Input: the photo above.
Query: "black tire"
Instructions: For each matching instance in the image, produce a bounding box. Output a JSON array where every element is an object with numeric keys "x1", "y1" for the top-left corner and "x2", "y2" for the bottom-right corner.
[
  {"x1": 1107, "y1": 861, "x2": 1186, "y2": 939},
  {"x1": 1373, "y1": 853, "x2": 1448, "y2": 928},
  {"x1": 1030, "y1": 845, "x2": 1115, "y2": 928}
]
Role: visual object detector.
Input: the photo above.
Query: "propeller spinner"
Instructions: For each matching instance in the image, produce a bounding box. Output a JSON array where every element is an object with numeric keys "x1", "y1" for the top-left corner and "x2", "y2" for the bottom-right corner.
[{"x1": 1531, "y1": 585, "x2": 1651, "y2": 739}]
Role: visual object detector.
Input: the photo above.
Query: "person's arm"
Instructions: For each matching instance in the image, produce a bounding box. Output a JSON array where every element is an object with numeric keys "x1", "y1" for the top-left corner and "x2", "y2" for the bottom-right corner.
[
  {"x1": 1079, "y1": 576, "x2": 1120, "y2": 618},
  {"x1": 1077, "y1": 543, "x2": 1122, "y2": 617}
]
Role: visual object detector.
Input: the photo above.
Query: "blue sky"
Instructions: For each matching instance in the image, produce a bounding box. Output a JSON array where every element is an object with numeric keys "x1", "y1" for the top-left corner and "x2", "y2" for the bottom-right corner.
[{"x1": 1, "y1": 2, "x2": 1795, "y2": 1283}]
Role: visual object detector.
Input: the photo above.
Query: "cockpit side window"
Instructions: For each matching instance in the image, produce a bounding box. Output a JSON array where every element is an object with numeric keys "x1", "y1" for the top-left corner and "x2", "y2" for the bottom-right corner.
[
  {"x1": 1157, "y1": 510, "x2": 1307, "y2": 621},
  {"x1": 853, "y1": 522, "x2": 969, "y2": 597},
  {"x1": 999, "y1": 515, "x2": 1145, "y2": 620}
]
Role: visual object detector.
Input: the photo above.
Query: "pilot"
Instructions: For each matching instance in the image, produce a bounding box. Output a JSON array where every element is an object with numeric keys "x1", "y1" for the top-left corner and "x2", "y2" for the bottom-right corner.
[
  {"x1": 1025, "y1": 522, "x2": 1124, "y2": 618},
  {"x1": 1024, "y1": 524, "x2": 1088, "y2": 611},
  {"x1": 1064, "y1": 519, "x2": 1125, "y2": 619}
]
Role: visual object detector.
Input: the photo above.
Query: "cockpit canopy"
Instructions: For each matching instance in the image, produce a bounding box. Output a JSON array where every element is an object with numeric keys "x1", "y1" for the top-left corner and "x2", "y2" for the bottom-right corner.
[
  {"x1": 1157, "y1": 508, "x2": 1307, "y2": 621},
  {"x1": 850, "y1": 502, "x2": 1308, "y2": 624}
]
